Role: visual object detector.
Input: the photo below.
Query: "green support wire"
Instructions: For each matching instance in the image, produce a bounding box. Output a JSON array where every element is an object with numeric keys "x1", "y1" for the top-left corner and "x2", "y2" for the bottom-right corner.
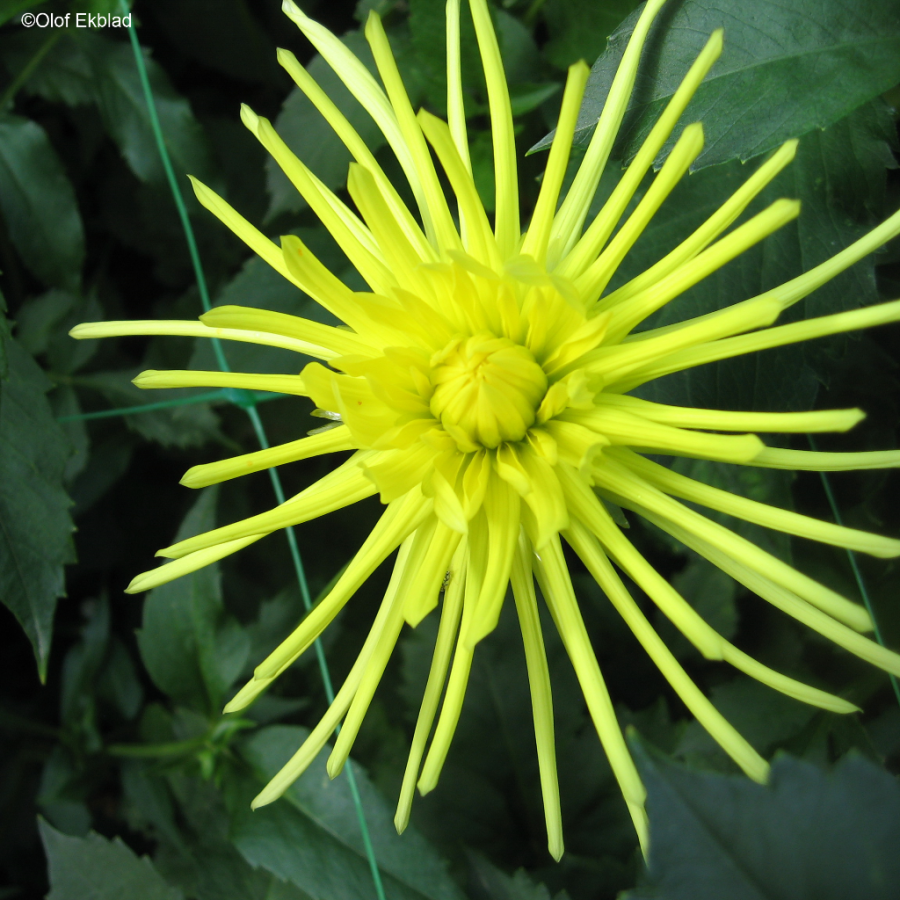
[
  {"x1": 809, "y1": 436, "x2": 900, "y2": 709},
  {"x1": 57, "y1": 388, "x2": 278, "y2": 422},
  {"x1": 59, "y1": 5, "x2": 390, "y2": 896}
]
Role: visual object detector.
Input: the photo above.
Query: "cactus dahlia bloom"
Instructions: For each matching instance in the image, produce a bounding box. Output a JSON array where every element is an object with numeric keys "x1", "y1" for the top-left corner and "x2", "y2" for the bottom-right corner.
[{"x1": 72, "y1": 0, "x2": 900, "y2": 858}]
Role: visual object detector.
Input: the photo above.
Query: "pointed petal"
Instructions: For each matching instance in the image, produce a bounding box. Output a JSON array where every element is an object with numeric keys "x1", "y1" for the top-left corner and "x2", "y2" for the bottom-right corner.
[
  {"x1": 534, "y1": 536, "x2": 648, "y2": 851},
  {"x1": 180, "y1": 426, "x2": 355, "y2": 489},
  {"x1": 549, "y1": 0, "x2": 671, "y2": 263},
  {"x1": 510, "y1": 533, "x2": 564, "y2": 860},
  {"x1": 565, "y1": 520, "x2": 773, "y2": 780},
  {"x1": 468, "y1": 0, "x2": 519, "y2": 257}
]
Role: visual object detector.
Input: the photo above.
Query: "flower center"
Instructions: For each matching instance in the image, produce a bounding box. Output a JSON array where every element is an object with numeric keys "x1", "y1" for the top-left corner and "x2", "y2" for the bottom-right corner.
[{"x1": 429, "y1": 333, "x2": 548, "y2": 450}]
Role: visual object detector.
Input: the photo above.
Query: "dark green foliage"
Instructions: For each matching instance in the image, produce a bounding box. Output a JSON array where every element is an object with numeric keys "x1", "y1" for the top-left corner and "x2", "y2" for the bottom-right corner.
[
  {"x1": 40, "y1": 819, "x2": 184, "y2": 900},
  {"x1": 0, "y1": 340, "x2": 75, "y2": 681},
  {"x1": 533, "y1": 0, "x2": 900, "y2": 168},
  {"x1": 612, "y1": 101, "x2": 897, "y2": 413},
  {"x1": 0, "y1": 117, "x2": 84, "y2": 290},
  {"x1": 627, "y1": 742, "x2": 900, "y2": 900},
  {"x1": 136, "y1": 489, "x2": 250, "y2": 714},
  {"x1": 0, "y1": 288, "x2": 10, "y2": 381},
  {"x1": 541, "y1": 0, "x2": 639, "y2": 70},
  {"x1": 234, "y1": 725, "x2": 466, "y2": 900},
  {"x1": 1, "y1": 1, "x2": 899, "y2": 899}
]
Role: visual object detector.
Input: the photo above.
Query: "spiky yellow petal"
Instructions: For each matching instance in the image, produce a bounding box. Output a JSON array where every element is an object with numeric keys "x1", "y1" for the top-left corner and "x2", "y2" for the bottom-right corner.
[{"x1": 74, "y1": 0, "x2": 900, "y2": 860}]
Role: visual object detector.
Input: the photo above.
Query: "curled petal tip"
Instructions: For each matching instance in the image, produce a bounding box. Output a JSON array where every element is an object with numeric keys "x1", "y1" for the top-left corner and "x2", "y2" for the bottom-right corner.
[
  {"x1": 69, "y1": 323, "x2": 95, "y2": 339},
  {"x1": 186, "y1": 174, "x2": 204, "y2": 199},
  {"x1": 124, "y1": 575, "x2": 146, "y2": 594},
  {"x1": 684, "y1": 120, "x2": 704, "y2": 141},
  {"x1": 239, "y1": 104, "x2": 259, "y2": 131},
  {"x1": 179, "y1": 468, "x2": 203, "y2": 489},
  {"x1": 132, "y1": 370, "x2": 157, "y2": 388},
  {"x1": 569, "y1": 59, "x2": 590, "y2": 78},
  {"x1": 416, "y1": 776, "x2": 436, "y2": 797}
]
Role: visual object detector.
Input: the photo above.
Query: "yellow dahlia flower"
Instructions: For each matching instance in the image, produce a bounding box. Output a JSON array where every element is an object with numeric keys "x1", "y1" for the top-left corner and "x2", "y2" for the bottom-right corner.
[{"x1": 72, "y1": 0, "x2": 900, "y2": 860}]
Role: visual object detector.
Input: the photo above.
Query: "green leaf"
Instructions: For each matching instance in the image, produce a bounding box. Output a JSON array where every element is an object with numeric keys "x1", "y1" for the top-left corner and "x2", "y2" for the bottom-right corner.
[
  {"x1": 68, "y1": 429, "x2": 134, "y2": 515},
  {"x1": 469, "y1": 129, "x2": 497, "y2": 213},
  {"x1": 675, "y1": 678, "x2": 822, "y2": 776},
  {"x1": 0, "y1": 340, "x2": 75, "y2": 681},
  {"x1": 266, "y1": 31, "x2": 386, "y2": 220},
  {"x1": 137, "y1": 488, "x2": 250, "y2": 713},
  {"x1": 97, "y1": 40, "x2": 213, "y2": 186},
  {"x1": 2, "y1": 30, "x2": 96, "y2": 106},
  {"x1": 508, "y1": 82, "x2": 561, "y2": 117},
  {"x1": 142, "y1": 772, "x2": 313, "y2": 900},
  {"x1": 654, "y1": 556, "x2": 736, "y2": 660},
  {"x1": 15, "y1": 291, "x2": 79, "y2": 358},
  {"x1": 91, "y1": 35, "x2": 214, "y2": 186},
  {"x1": 95, "y1": 637, "x2": 144, "y2": 720},
  {"x1": 143, "y1": 0, "x2": 278, "y2": 85},
  {"x1": 0, "y1": 116, "x2": 85, "y2": 290},
  {"x1": 495, "y1": 9, "x2": 540, "y2": 86},
  {"x1": 465, "y1": 853, "x2": 569, "y2": 900},
  {"x1": 532, "y1": 0, "x2": 900, "y2": 169},
  {"x1": 0, "y1": 288, "x2": 9, "y2": 382},
  {"x1": 39, "y1": 819, "x2": 184, "y2": 900},
  {"x1": 0, "y1": 0, "x2": 42, "y2": 28},
  {"x1": 37, "y1": 746, "x2": 92, "y2": 838},
  {"x1": 541, "y1": 0, "x2": 639, "y2": 70},
  {"x1": 50, "y1": 386, "x2": 91, "y2": 485},
  {"x1": 13, "y1": 31, "x2": 215, "y2": 187},
  {"x1": 407, "y1": 0, "x2": 484, "y2": 114},
  {"x1": 626, "y1": 742, "x2": 900, "y2": 900},
  {"x1": 615, "y1": 102, "x2": 895, "y2": 414},
  {"x1": 60, "y1": 596, "x2": 110, "y2": 735},
  {"x1": 15, "y1": 289, "x2": 101, "y2": 376},
  {"x1": 234, "y1": 724, "x2": 466, "y2": 900},
  {"x1": 74, "y1": 369, "x2": 226, "y2": 449}
]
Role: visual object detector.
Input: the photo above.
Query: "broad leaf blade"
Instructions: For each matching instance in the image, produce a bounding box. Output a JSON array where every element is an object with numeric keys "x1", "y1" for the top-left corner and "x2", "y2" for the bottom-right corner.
[
  {"x1": 135, "y1": 771, "x2": 313, "y2": 900},
  {"x1": 235, "y1": 725, "x2": 465, "y2": 900},
  {"x1": 136, "y1": 488, "x2": 249, "y2": 713},
  {"x1": 532, "y1": 0, "x2": 900, "y2": 170},
  {"x1": 617, "y1": 102, "x2": 895, "y2": 413},
  {"x1": 74, "y1": 368, "x2": 225, "y2": 448},
  {"x1": 0, "y1": 288, "x2": 9, "y2": 382},
  {"x1": 466, "y1": 853, "x2": 570, "y2": 900},
  {"x1": 0, "y1": 341, "x2": 75, "y2": 681},
  {"x1": 0, "y1": 116, "x2": 85, "y2": 290},
  {"x1": 0, "y1": 0, "x2": 42, "y2": 27},
  {"x1": 628, "y1": 741, "x2": 900, "y2": 900},
  {"x1": 40, "y1": 819, "x2": 184, "y2": 900},
  {"x1": 91, "y1": 36, "x2": 215, "y2": 187},
  {"x1": 540, "y1": 0, "x2": 638, "y2": 70}
]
